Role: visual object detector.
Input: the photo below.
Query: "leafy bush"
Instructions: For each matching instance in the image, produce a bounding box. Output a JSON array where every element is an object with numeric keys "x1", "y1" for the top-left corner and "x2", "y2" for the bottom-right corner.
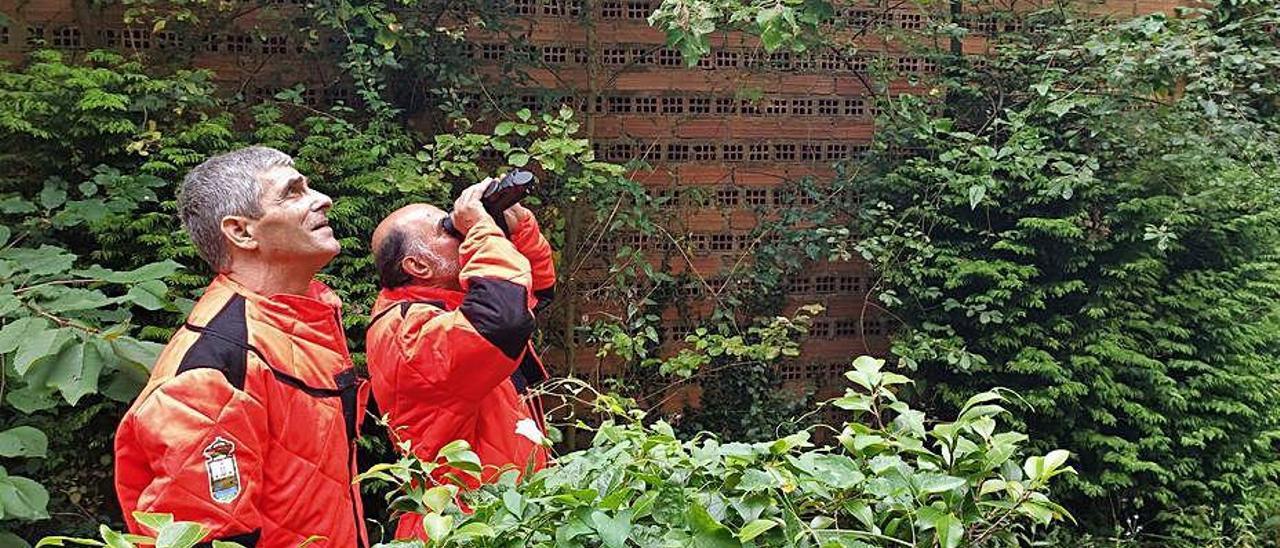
[
  {"x1": 648, "y1": 0, "x2": 1280, "y2": 542},
  {"x1": 0, "y1": 49, "x2": 214, "y2": 541},
  {"x1": 356, "y1": 357, "x2": 1073, "y2": 547},
  {"x1": 853, "y1": 9, "x2": 1280, "y2": 540},
  {"x1": 38, "y1": 357, "x2": 1074, "y2": 547}
]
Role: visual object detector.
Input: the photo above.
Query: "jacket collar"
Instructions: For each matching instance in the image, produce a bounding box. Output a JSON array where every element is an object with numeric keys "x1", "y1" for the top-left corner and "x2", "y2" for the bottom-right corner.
[
  {"x1": 374, "y1": 284, "x2": 464, "y2": 317},
  {"x1": 209, "y1": 274, "x2": 350, "y2": 361}
]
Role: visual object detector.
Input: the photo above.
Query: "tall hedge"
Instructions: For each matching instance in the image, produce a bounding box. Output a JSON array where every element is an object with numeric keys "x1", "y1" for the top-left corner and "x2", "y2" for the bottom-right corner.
[{"x1": 855, "y1": 6, "x2": 1280, "y2": 541}]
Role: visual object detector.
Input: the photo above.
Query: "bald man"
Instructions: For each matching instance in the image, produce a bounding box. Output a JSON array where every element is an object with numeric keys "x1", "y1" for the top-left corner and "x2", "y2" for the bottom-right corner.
[{"x1": 364, "y1": 180, "x2": 555, "y2": 540}]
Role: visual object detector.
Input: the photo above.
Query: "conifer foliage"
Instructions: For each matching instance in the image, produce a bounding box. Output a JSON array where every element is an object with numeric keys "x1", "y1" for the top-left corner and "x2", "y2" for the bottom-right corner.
[{"x1": 854, "y1": 6, "x2": 1280, "y2": 540}]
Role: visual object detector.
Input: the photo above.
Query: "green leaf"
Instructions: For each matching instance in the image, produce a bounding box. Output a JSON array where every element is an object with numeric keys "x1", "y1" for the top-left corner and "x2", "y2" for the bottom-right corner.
[
  {"x1": 508, "y1": 152, "x2": 531, "y2": 167},
  {"x1": 96, "y1": 526, "x2": 133, "y2": 548},
  {"x1": 0, "y1": 226, "x2": 10, "y2": 247},
  {"x1": 76, "y1": 261, "x2": 182, "y2": 284},
  {"x1": 419, "y1": 485, "x2": 454, "y2": 513},
  {"x1": 1024, "y1": 449, "x2": 1072, "y2": 482},
  {"x1": 590, "y1": 509, "x2": 632, "y2": 548},
  {"x1": 686, "y1": 501, "x2": 740, "y2": 548},
  {"x1": 1046, "y1": 100, "x2": 1074, "y2": 117},
  {"x1": 791, "y1": 454, "x2": 864, "y2": 489},
  {"x1": 6, "y1": 386, "x2": 58, "y2": 414},
  {"x1": 0, "y1": 318, "x2": 50, "y2": 354},
  {"x1": 450, "y1": 523, "x2": 496, "y2": 541},
  {"x1": 39, "y1": 183, "x2": 67, "y2": 210},
  {"x1": 502, "y1": 489, "x2": 525, "y2": 518},
  {"x1": 0, "y1": 474, "x2": 50, "y2": 520},
  {"x1": 153, "y1": 521, "x2": 208, "y2": 548},
  {"x1": 111, "y1": 337, "x2": 163, "y2": 368},
  {"x1": 844, "y1": 502, "x2": 875, "y2": 530},
  {"x1": 979, "y1": 479, "x2": 1008, "y2": 496},
  {"x1": 1044, "y1": 449, "x2": 1070, "y2": 471},
  {"x1": 893, "y1": 408, "x2": 926, "y2": 438},
  {"x1": 374, "y1": 27, "x2": 397, "y2": 49},
  {"x1": 918, "y1": 474, "x2": 967, "y2": 495},
  {"x1": 41, "y1": 288, "x2": 114, "y2": 314},
  {"x1": 0, "y1": 290, "x2": 19, "y2": 318},
  {"x1": 125, "y1": 280, "x2": 168, "y2": 310},
  {"x1": 0, "y1": 246, "x2": 75, "y2": 277},
  {"x1": 730, "y1": 492, "x2": 769, "y2": 523},
  {"x1": 759, "y1": 24, "x2": 785, "y2": 52},
  {"x1": 421, "y1": 512, "x2": 452, "y2": 541},
  {"x1": 0, "y1": 530, "x2": 32, "y2": 548},
  {"x1": 844, "y1": 356, "x2": 883, "y2": 390},
  {"x1": 131, "y1": 513, "x2": 173, "y2": 534},
  {"x1": 76, "y1": 89, "x2": 128, "y2": 112},
  {"x1": 959, "y1": 391, "x2": 1004, "y2": 417},
  {"x1": 298, "y1": 535, "x2": 326, "y2": 547},
  {"x1": 968, "y1": 185, "x2": 986, "y2": 209},
  {"x1": 34, "y1": 535, "x2": 105, "y2": 547},
  {"x1": 737, "y1": 468, "x2": 782, "y2": 492},
  {"x1": 438, "y1": 440, "x2": 481, "y2": 473},
  {"x1": 738, "y1": 519, "x2": 778, "y2": 542},
  {"x1": 935, "y1": 513, "x2": 962, "y2": 548},
  {"x1": 51, "y1": 339, "x2": 110, "y2": 407},
  {"x1": 36, "y1": 336, "x2": 80, "y2": 387},
  {"x1": 15, "y1": 327, "x2": 72, "y2": 377},
  {"x1": 0, "y1": 426, "x2": 48, "y2": 458}
]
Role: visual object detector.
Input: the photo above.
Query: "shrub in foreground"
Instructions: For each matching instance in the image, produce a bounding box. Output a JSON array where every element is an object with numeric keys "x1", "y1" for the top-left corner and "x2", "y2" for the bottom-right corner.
[{"x1": 36, "y1": 356, "x2": 1075, "y2": 547}]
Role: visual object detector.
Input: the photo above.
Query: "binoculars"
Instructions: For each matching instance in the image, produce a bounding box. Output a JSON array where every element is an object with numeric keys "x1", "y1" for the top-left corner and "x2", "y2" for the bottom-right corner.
[{"x1": 440, "y1": 170, "x2": 537, "y2": 239}]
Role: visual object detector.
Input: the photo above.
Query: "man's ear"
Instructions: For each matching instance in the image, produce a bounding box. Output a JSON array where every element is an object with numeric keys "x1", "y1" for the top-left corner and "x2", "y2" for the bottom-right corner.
[
  {"x1": 221, "y1": 216, "x2": 259, "y2": 251},
  {"x1": 401, "y1": 255, "x2": 434, "y2": 280}
]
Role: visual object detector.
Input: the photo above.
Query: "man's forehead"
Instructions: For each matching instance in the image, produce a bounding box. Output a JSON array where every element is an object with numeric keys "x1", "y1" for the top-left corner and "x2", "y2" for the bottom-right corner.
[
  {"x1": 257, "y1": 165, "x2": 302, "y2": 187},
  {"x1": 373, "y1": 203, "x2": 447, "y2": 249}
]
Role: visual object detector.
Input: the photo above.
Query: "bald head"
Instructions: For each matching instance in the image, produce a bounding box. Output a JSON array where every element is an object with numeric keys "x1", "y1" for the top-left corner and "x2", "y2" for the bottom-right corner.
[{"x1": 372, "y1": 204, "x2": 461, "y2": 290}]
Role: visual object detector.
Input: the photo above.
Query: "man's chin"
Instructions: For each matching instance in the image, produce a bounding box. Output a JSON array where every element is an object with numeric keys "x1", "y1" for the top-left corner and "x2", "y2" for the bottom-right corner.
[
  {"x1": 303, "y1": 238, "x2": 341, "y2": 268},
  {"x1": 320, "y1": 240, "x2": 341, "y2": 260}
]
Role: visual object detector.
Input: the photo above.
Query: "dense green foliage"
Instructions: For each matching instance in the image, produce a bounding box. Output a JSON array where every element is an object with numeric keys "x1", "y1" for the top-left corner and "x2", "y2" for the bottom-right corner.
[
  {"x1": 0, "y1": 50, "x2": 222, "y2": 542},
  {"x1": 652, "y1": 0, "x2": 1280, "y2": 543},
  {"x1": 4, "y1": 0, "x2": 1280, "y2": 544},
  {"x1": 365, "y1": 357, "x2": 1073, "y2": 547},
  {"x1": 856, "y1": 7, "x2": 1280, "y2": 542},
  {"x1": 0, "y1": 0, "x2": 704, "y2": 541},
  {"x1": 38, "y1": 356, "x2": 1077, "y2": 547}
]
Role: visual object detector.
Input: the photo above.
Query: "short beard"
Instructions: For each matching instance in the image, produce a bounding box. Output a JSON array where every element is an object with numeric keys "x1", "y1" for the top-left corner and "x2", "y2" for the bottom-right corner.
[{"x1": 419, "y1": 249, "x2": 460, "y2": 287}]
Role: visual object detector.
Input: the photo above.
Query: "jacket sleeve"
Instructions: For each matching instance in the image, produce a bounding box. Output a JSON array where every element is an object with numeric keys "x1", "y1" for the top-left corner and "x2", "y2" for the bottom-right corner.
[
  {"x1": 508, "y1": 214, "x2": 556, "y2": 314},
  {"x1": 402, "y1": 216, "x2": 535, "y2": 400},
  {"x1": 121, "y1": 370, "x2": 266, "y2": 545}
]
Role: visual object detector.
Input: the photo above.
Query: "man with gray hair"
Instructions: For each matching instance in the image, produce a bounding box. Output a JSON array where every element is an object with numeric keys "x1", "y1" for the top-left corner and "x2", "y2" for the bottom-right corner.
[{"x1": 114, "y1": 146, "x2": 371, "y2": 546}]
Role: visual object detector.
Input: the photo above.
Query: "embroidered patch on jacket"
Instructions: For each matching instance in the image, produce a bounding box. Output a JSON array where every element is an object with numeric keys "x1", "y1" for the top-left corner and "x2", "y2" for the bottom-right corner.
[
  {"x1": 203, "y1": 437, "x2": 241, "y2": 504},
  {"x1": 515, "y1": 418, "x2": 546, "y2": 446}
]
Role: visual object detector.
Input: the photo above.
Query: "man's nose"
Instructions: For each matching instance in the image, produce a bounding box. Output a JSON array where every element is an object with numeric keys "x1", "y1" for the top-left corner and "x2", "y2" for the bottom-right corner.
[{"x1": 311, "y1": 189, "x2": 333, "y2": 212}]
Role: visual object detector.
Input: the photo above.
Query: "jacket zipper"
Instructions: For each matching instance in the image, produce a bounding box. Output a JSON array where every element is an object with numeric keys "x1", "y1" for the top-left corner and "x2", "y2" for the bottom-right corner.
[{"x1": 333, "y1": 309, "x2": 367, "y2": 548}]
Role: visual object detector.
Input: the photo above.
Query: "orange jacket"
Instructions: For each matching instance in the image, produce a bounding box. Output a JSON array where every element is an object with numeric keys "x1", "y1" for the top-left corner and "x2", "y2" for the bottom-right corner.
[
  {"x1": 365, "y1": 215, "x2": 554, "y2": 541},
  {"x1": 114, "y1": 275, "x2": 370, "y2": 547}
]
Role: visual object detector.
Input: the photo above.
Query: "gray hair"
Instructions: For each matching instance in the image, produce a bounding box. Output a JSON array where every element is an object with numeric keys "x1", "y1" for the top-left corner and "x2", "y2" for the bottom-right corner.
[
  {"x1": 178, "y1": 146, "x2": 293, "y2": 272},
  {"x1": 375, "y1": 226, "x2": 451, "y2": 289}
]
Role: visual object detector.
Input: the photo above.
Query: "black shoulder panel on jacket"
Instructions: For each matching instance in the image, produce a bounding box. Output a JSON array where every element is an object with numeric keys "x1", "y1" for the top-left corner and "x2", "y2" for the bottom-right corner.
[
  {"x1": 177, "y1": 295, "x2": 249, "y2": 390},
  {"x1": 459, "y1": 278, "x2": 535, "y2": 359}
]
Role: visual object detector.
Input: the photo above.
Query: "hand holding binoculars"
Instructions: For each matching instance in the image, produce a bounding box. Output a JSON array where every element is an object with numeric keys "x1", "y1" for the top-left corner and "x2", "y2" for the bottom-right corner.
[{"x1": 440, "y1": 170, "x2": 537, "y2": 239}]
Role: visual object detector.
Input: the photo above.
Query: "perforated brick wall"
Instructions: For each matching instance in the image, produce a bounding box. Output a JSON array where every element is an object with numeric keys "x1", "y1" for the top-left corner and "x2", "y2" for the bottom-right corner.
[{"x1": 0, "y1": 0, "x2": 1180, "y2": 403}]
